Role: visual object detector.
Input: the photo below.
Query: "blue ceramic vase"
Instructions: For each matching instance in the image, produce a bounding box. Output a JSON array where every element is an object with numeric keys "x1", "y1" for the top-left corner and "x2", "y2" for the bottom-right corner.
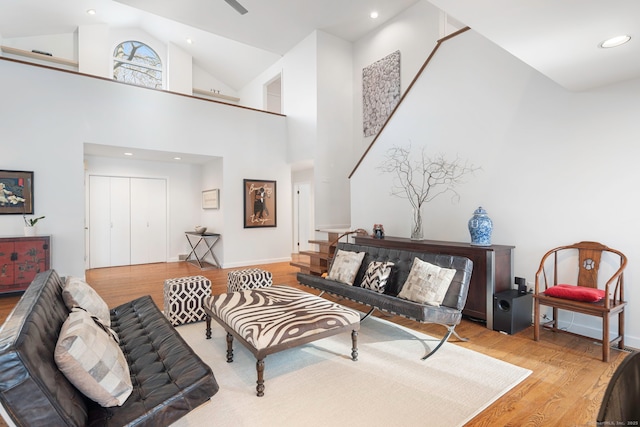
[{"x1": 468, "y1": 206, "x2": 493, "y2": 246}]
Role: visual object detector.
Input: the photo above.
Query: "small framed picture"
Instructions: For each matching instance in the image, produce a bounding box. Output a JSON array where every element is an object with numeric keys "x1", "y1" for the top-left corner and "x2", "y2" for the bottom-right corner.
[
  {"x1": 202, "y1": 189, "x2": 219, "y2": 209},
  {"x1": 0, "y1": 170, "x2": 34, "y2": 214},
  {"x1": 243, "y1": 179, "x2": 276, "y2": 228}
]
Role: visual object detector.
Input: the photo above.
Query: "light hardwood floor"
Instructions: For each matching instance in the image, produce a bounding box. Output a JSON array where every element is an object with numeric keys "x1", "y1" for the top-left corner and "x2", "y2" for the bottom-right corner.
[{"x1": 0, "y1": 261, "x2": 628, "y2": 426}]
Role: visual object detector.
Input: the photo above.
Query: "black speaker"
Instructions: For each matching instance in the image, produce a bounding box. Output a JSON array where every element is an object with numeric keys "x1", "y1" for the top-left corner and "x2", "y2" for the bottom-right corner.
[
  {"x1": 493, "y1": 289, "x2": 533, "y2": 335},
  {"x1": 515, "y1": 276, "x2": 527, "y2": 294}
]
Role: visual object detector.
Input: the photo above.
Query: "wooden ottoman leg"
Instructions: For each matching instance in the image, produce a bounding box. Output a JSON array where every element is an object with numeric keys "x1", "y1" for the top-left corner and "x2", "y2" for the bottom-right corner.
[
  {"x1": 256, "y1": 358, "x2": 265, "y2": 397},
  {"x1": 351, "y1": 330, "x2": 359, "y2": 361},
  {"x1": 205, "y1": 315, "x2": 211, "y2": 339},
  {"x1": 226, "y1": 332, "x2": 234, "y2": 363}
]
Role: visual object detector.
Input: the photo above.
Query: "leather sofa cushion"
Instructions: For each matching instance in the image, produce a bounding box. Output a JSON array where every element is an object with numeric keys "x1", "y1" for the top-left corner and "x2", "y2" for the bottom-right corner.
[{"x1": 88, "y1": 295, "x2": 219, "y2": 426}]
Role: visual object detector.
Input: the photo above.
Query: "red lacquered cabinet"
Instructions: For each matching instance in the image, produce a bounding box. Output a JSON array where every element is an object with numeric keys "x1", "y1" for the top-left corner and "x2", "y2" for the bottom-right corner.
[{"x1": 0, "y1": 236, "x2": 50, "y2": 294}]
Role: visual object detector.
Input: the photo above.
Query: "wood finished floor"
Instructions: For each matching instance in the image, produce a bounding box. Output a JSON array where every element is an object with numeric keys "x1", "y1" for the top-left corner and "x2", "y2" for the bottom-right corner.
[{"x1": 0, "y1": 261, "x2": 628, "y2": 427}]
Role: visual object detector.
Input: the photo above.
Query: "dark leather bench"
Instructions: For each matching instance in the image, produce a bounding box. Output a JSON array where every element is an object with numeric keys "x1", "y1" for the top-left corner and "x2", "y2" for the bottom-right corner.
[
  {"x1": 297, "y1": 242, "x2": 473, "y2": 359},
  {"x1": 0, "y1": 270, "x2": 219, "y2": 426}
]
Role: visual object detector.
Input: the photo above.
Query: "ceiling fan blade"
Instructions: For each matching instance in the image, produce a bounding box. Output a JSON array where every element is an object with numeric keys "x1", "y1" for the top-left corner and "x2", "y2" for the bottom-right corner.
[{"x1": 224, "y1": 0, "x2": 248, "y2": 15}]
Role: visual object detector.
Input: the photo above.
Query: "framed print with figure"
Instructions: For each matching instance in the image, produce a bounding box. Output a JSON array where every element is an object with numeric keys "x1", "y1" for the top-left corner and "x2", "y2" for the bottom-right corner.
[{"x1": 243, "y1": 179, "x2": 276, "y2": 228}]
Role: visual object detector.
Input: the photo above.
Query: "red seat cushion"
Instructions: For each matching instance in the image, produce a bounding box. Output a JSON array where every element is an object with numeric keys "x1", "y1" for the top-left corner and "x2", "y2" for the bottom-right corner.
[{"x1": 543, "y1": 284, "x2": 606, "y2": 302}]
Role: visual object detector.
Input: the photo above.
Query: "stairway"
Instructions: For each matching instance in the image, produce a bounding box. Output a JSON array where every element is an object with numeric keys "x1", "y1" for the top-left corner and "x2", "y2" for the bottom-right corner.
[
  {"x1": 291, "y1": 229, "x2": 369, "y2": 276},
  {"x1": 290, "y1": 231, "x2": 342, "y2": 276}
]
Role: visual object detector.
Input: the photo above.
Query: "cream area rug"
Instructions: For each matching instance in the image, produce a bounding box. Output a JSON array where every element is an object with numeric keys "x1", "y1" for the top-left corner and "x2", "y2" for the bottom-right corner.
[{"x1": 172, "y1": 316, "x2": 531, "y2": 427}]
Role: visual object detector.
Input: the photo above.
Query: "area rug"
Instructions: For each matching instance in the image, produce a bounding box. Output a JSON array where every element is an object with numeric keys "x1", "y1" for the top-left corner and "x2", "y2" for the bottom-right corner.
[{"x1": 172, "y1": 316, "x2": 531, "y2": 427}]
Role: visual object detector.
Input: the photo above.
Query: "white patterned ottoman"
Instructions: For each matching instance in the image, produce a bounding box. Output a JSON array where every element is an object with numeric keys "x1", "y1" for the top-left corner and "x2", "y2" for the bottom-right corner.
[
  {"x1": 163, "y1": 275, "x2": 212, "y2": 326},
  {"x1": 227, "y1": 268, "x2": 272, "y2": 293}
]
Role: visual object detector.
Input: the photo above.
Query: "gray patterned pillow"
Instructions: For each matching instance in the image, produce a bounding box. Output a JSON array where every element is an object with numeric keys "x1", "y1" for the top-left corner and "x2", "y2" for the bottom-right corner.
[
  {"x1": 327, "y1": 249, "x2": 365, "y2": 286},
  {"x1": 361, "y1": 261, "x2": 394, "y2": 293},
  {"x1": 398, "y1": 257, "x2": 456, "y2": 306},
  {"x1": 63, "y1": 277, "x2": 111, "y2": 326},
  {"x1": 54, "y1": 308, "x2": 132, "y2": 407}
]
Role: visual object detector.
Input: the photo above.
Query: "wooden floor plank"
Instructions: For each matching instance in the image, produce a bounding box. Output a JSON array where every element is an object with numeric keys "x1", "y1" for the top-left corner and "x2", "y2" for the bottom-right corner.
[{"x1": 0, "y1": 261, "x2": 629, "y2": 426}]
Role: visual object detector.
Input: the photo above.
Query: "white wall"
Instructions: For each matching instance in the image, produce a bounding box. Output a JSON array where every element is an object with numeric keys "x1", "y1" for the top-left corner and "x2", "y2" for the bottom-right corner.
[
  {"x1": 167, "y1": 42, "x2": 192, "y2": 95},
  {"x1": 192, "y1": 64, "x2": 238, "y2": 99},
  {"x1": 315, "y1": 31, "x2": 353, "y2": 229},
  {"x1": 0, "y1": 58, "x2": 291, "y2": 276},
  {"x1": 200, "y1": 157, "x2": 224, "y2": 264},
  {"x1": 79, "y1": 25, "x2": 110, "y2": 77},
  {"x1": 350, "y1": 29, "x2": 640, "y2": 348},
  {"x1": 239, "y1": 33, "x2": 317, "y2": 168},
  {"x1": 352, "y1": 1, "x2": 442, "y2": 164},
  {"x1": 239, "y1": 30, "x2": 354, "y2": 230}
]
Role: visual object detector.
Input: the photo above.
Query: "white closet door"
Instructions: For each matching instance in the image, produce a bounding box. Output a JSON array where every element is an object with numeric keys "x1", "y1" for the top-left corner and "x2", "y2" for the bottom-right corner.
[
  {"x1": 89, "y1": 176, "x2": 131, "y2": 268},
  {"x1": 130, "y1": 178, "x2": 167, "y2": 265},
  {"x1": 109, "y1": 177, "x2": 131, "y2": 266}
]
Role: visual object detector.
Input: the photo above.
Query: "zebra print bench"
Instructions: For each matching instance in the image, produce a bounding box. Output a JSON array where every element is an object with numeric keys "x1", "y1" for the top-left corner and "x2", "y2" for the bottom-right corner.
[{"x1": 204, "y1": 285, "x2": 360, "y2": 396}]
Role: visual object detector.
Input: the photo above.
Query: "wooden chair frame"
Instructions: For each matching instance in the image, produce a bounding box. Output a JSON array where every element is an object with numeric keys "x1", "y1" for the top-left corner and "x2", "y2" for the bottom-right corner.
[{"x1": 533, "y1": 241, "x2": 627, "y2": 362}]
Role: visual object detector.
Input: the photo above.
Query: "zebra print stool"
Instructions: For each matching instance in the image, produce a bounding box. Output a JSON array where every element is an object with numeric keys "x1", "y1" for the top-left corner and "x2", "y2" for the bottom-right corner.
[
  {"x1": 227, "y1": 268, "x2": 272, "y2": 293},
  {"x1": 163, "y1": 275, "x2": 211, "y2": 326},
  {"x1": 204, "y1": 285, "x2": 360, "y2": 396}
]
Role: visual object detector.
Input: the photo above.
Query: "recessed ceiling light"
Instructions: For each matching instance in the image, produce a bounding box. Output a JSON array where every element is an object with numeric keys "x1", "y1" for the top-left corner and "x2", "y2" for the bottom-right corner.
[
  {"x1": 174, "y1": 157, "x2": 182, "y2": 160},
  {"x1": 124, "y1": 152, "x2": 133, "y2": 156},
  {"x1": 186, "y1": 38, "x2": 193, "y2": 44},
  {"x1": 86, "y1": 9, "x2": 96, "y2": 15},
  {"x1": 599, "y1": 35, "x2": 631, "y2": 48},
  {"x1": 370, "y1": 11, "x2": 379, "y2": 19}
]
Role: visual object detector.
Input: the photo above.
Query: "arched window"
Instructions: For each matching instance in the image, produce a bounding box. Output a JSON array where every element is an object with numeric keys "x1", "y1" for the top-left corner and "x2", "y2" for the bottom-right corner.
[{"x1": 113, "y1": 41, "x2": 162, "y2": 89}]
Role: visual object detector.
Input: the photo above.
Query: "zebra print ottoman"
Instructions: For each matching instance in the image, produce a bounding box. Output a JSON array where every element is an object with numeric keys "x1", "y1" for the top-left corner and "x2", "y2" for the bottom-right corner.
[
  {"x1": 163, "y1": 275, "x2": 211, "y2": 326},
  {"x1": 227, "y1": 268, "x2": 272, "y2": 292},
  {"x1": 204, "y1": 285, "x2": 360, "y2": 396}
]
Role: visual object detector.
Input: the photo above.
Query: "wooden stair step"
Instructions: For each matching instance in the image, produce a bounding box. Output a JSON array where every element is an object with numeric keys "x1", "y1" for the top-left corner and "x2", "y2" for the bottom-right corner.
[{"x1": 289, "y1": 261, "x2": 325, "y2": 275}]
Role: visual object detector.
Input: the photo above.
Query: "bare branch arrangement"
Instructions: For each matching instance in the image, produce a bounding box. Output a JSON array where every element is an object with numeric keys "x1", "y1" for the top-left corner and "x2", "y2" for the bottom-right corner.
[{"x1": 377, "y1": 144, "x2": 480, "y2": 239}]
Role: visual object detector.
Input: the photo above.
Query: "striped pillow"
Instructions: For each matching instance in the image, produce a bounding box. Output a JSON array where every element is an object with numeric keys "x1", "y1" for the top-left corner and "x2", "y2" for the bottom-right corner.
[
  {"x1": 54, "y1": 308, "x2": 132, "y2": 407},
  {"x1": 361, "y1": 261, "x2": 394, "y2": 293},
  {"x1": 63, "y1": 277, "x2": 111, "y2": 326}
]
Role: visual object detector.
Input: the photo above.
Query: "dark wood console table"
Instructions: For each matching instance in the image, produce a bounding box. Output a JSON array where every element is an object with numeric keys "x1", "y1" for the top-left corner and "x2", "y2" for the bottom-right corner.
[{"x1": 354, "y1": 236, "x2": 514, "y2": 329}]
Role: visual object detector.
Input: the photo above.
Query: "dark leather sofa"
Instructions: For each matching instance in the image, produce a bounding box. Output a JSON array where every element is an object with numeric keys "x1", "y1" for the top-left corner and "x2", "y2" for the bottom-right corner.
[
  {"x1": 297, "y1": 242, "x2": 474, "y2": 359},
  {"x1": 0, "y1": 270, "x2": 219, "y2": 426}
]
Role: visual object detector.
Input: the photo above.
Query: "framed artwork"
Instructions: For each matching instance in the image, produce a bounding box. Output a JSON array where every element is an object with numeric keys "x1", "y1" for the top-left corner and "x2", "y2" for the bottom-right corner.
[
  {"x1": 243, "y1": 179, "x2": 276, "y2": 228},
  {"x1": 363, "y1": 50, "x2": 401, "y2": 137},
  {"x1": 0, "y1": 170, "x2": 34, "y2": 214},
  {"x1": 202, "y1": 189, "x2": 220, "y2": 209}
]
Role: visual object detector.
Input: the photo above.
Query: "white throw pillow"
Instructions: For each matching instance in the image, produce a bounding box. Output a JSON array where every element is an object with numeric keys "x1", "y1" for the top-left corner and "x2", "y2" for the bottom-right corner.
[
  {"x1": 398, "y1": 257, "x2": 456, "y2": 306},
  {"x1": 361, "y1": 261, "x2": 394, "y2": 293},
  {"x1": 63, "y1": 276, "x2": 111, "y2": 326},
  {"x1": 327, "y1": 249, "x2": 365, "y2": 286},
  {"x1": 55, "y1": 308, "x2": 132, "y2": 407}
]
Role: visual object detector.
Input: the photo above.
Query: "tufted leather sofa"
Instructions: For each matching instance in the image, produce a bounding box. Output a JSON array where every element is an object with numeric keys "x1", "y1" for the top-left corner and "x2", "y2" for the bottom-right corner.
[
  {"x1": 0, "y1": 270, "x2": 219, "y2": 427},
  {"x1": 297, "y1": 242, "x2": 474, "y2": 359}
]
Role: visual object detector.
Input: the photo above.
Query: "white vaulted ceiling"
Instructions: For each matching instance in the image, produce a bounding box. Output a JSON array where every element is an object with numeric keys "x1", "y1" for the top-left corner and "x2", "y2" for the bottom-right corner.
[{"x1": 1, "y1": 0, "x2": 639, "y2": 91}]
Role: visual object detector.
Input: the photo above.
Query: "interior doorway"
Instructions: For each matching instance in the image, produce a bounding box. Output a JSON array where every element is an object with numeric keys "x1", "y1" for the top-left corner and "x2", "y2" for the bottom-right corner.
[
  {"x1": 265, "y1": 74, "x2": 282, "y2": 114},
  {"x1": 293, "y1": 182, "x2": 311, "y2": 254}
]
